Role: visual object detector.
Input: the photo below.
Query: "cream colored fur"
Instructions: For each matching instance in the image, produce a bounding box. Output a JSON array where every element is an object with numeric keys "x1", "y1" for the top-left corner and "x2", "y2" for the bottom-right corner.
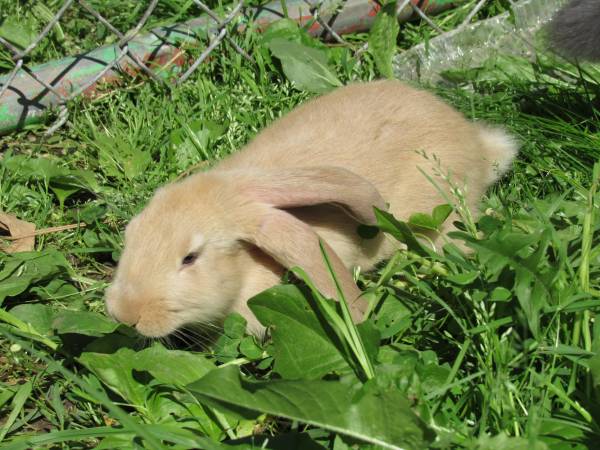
[{"x1": 105, "y1": 80, "x2": 519, "y2": 338}]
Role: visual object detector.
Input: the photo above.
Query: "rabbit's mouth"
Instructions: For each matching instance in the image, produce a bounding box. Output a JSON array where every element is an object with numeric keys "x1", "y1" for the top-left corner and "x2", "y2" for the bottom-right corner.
[
  {"x1": 130, "y1": 301, "x2": 186, "y2": 338},
  {"x1": 135, "y1": 313, "x2": 180, "y2": 338}
]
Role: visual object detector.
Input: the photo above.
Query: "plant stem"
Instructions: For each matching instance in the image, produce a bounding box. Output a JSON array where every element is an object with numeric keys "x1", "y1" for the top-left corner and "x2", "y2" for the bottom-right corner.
[{"x1": 570, "y1": 162, "x2": 599, "y2": 395}]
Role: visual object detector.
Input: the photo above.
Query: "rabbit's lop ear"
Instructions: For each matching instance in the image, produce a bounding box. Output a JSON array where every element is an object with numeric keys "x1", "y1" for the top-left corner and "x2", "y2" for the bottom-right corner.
[
  {"x1": 249, "y1": 206, "x2": 368, "y2": 321},
  {"x1": 251, "y1": 208, "x2": 367, "y2": 321},
  {"x1": 240, "y1": 166, "x2": 384, "y2": 321},
  {"x1": 247, "y1": 166, "x2": 387, "y2": 225}
]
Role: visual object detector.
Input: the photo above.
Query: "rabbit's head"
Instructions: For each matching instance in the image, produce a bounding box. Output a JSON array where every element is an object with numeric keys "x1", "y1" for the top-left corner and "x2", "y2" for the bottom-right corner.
[{"x1": 105, "y1": 167, "x2": 386, "y2": 337}]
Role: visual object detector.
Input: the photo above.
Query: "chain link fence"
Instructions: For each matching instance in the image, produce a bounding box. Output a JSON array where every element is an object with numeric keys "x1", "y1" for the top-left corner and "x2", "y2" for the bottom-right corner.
[{"x1": 0, "y1": 0, "x2": 561, "y2": 136}]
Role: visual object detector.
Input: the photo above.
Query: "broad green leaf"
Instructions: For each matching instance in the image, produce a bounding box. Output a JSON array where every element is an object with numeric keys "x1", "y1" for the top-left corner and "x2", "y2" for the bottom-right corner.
[
  {"x1": 239, "y1": 336, "x2": 263, "y2": 360},
  {"x1": 0, "y1": 389, "x2": 14, "y2": 410},
  {"x1": 0, "y1": 308, "x2": 58, "y2": 350},
  {"x1": 83, "y1": 333, "x2": 139, "y2": 354},
  {"x1": 223, "y1": 313, "x2": 247, "y2": 339},
  {"x1": 52, "y1": 309, "x2": 122, "y2": 337},
  {"x1": 214, "y1": 313, "x2": 247, "y2": 362},
  {"x1": 0, "y1": 258, "x2": 25, "y2": 283},
  {"x1": 262, "y1": 18, "x2": 326, "y2": 50},
  {"x1": 134, "y1": 345, "x2": 214, "y2": 386},
  {"x1": 145, "y1": 388, "x2": 194, "y2": 423},
  {"x1": 376, "y1": 347, "x2": 427, "y2": 393},
  {"x1": 477, "y1": 215, "x2": 504, "y2": 235},
  {"x1": 188, "y1": 365, "x2": 434, "y2": 450},
  {"x1": 137, "y1": 423, "x2": 229, "y2": 449},
  {"x1": 76, "y1": 202, "x2": 108, "y2": 223},
  {"x1": 408, "y1": 204, "x2": 453, "y2": 232},
  {"x1": 0, "y1": 276, "x2": 35, "y2": 304},
  {"x1": 452, "y1": 229, "x2": 556, "y2": 337},
  {"x1": 368, "y1": 4, "x2": 399, "y2": 79},
  {"x1": 373, "y1": 293, "x2": 412, "y2": 339},
  {"x1": 536, "y1": 420, "x2": 588, "y2": 450},
  {"x1": 3, "y1": 155, "x2": 63, "y2": 179},
  {"x1": 10, "y1": 304, "x2": 122, "y2": 337},
  {"x1": 1, "y1": 155, "x2": 97, "y2": 206},
  {"x1": 30, "y1": 279, "x2": 78, "y2": 301},
  {"x1": 356, "y1": 320, "x2": 381, "y2": 365},
  {"x1": 79, "y1": 228, "x2": 119, "y2": 257},
  {"x1": 375, "y1": 208, "x2": 431, "y2": 257},
  {"x1": 94, "y1": 434, "x2": 136, "y2": 450},
  {"x1": 262, "y1": 18, "x2": 303, "y2": 45},
  {"x1": 267, "y1": 38, "x2": 342, "y2": 94},
  {"x1": 9, "y1": 304, "x2": 55, "y2": 335},
  {"x1": 214, "y1": 335, "x2": 242, "y2": 363},
  {"x1": 452, "y1": 230, "x2": 543, "y2": 273},
  {"x1": 49, "y1": 170, "x2": 98, "y2": 207},
  {"x1": 0, "y1": 250, "x2": 71, "y2": 304},
  {"x1": 90, "y1": 133, "x2": 152, "y2": 180},
  {"x1": 125, "y1": 148, "x2": 152, "y2": 180},
  {"x1": 415, "y1": 358, "x2": 451, "y2": 393},
  {"x1": 377, "y1": 346, "x2": 419, "y2": 374},
  {"x1": 249, "y1": 285, "x2": 351, "y2": 379},
  {"x1": 490, "y1": 286, "x2": 512, "y2": 302},
  {"x1": 408, "y1": 213, "x2": 438, "y2": 231},
  {"x1": 432, "y1": 204, "x2": 453, "y2": 226},
  {"x1": 79, "y1": 348, "x2": 147, "y2": 405},
  {"x1": 446, "y1": 270, "x2": 480, "y2": 285},
  {"x1": 183, "y1": 403, "x2": 226, "y2": 441},
  {"x1": 79, "y1": 345, "x2": 215, "y2": 406},
  {"x1": 514, "y1": 268, "x2": 544, "y2": 338}
]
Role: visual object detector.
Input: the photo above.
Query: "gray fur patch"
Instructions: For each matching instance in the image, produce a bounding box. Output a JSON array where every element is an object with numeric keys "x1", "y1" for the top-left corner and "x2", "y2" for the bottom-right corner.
[{"x1": 548, "y1": 0, "x2": 600, "y2": 61}]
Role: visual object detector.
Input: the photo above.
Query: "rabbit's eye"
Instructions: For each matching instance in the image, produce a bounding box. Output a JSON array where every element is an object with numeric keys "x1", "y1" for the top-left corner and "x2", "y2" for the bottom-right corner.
[{"x1": 181, "y1": 252, "x2": 199, "y2": 266}]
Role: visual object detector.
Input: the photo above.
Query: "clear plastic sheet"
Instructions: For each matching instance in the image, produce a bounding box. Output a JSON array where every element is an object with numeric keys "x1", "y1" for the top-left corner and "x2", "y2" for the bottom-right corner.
[{"x1": 394, "y1": 0, "x2": 568, "y2": 83}]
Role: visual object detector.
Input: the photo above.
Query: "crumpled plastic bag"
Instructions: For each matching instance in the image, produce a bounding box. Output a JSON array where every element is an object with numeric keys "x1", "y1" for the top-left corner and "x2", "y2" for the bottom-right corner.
[{"x1": 394, "y1": 0, "x2": 567, "y2": 83}]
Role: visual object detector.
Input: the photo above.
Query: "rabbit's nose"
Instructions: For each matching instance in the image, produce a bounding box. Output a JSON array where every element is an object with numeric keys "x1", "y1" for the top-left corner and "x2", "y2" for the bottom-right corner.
[
  {"x1": 115, "y1": 306, "x2": 141, "y2": 326},
  {"x1": 105, "y1": 295, "x2": 141, "y2": 326}
]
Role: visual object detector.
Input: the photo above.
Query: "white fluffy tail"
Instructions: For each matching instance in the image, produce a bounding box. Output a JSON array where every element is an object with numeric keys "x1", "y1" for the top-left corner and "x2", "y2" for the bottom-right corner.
[{"x1": 477, "y1": 125, "x2": 519, "y2": 184}]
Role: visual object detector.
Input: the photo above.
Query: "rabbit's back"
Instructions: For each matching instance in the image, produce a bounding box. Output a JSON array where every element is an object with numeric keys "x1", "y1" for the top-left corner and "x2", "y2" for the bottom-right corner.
[
  {"x1": 219, "y1": 80, "x2": 490, "y2": 214},
  {"x1": 216, "y1": 80, "x2": 516, "y2": 270}
]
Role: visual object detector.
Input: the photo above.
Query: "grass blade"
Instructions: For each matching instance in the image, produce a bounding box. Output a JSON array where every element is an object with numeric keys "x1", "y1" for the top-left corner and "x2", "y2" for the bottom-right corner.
[{"x1": 0, "y1": 381, "x2": 32, "y2": 442}]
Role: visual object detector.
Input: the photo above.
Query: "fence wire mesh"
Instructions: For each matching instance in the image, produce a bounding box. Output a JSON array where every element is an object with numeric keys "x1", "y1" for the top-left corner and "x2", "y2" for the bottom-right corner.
[{"x1": 0, "y1": 0, "x2": 547, "y2": 135}]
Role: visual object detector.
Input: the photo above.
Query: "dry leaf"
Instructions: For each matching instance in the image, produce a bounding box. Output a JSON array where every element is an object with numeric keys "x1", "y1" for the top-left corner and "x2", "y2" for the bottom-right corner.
[{"x1": 0, "y1": 211, "x2": 36, "y2": 253}]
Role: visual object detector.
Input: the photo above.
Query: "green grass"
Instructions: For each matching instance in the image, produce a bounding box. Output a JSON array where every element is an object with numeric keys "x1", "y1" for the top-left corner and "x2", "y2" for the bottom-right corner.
[{"x1": 1, "y1": 0, "x2": 600, "y2": 449}]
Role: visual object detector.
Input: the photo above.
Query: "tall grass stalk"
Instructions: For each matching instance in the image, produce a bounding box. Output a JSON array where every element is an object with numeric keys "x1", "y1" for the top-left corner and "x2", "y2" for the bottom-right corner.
[{"x1": 291, "y1": 240, "x2": 376, "y2": 381}]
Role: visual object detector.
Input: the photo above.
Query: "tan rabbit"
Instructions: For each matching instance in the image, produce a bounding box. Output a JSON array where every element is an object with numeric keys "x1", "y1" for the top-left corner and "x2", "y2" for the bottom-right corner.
[{"x1": 105, "y1": 80, "x2": 518, "y2": 338}]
